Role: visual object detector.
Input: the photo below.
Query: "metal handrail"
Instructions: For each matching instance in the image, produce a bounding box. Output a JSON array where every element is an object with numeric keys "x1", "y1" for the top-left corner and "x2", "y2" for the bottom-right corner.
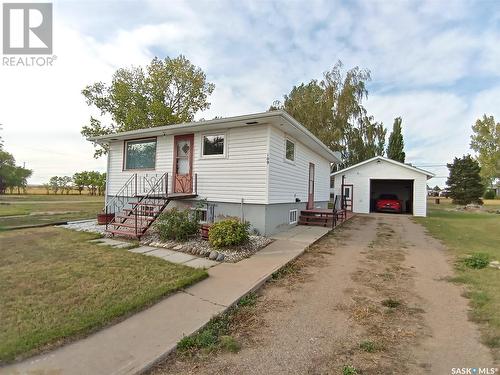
[{"x1": 129, "y1": 172, "x2": 168, "y2": 236}]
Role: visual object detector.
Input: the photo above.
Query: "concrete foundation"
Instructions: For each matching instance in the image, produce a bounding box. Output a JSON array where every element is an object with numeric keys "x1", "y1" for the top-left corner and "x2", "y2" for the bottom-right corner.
[{"x1": 105, "y1": 195, "x2": 329, "y2": 235}]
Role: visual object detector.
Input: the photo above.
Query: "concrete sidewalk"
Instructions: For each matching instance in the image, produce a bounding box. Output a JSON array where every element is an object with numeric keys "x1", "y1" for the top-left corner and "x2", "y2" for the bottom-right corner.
[{"x1": 2, "y1": 226, "x2": 331, "y2": 375}]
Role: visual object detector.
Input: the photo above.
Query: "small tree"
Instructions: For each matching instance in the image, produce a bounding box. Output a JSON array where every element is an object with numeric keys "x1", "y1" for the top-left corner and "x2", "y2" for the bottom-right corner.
[
  {"x1": 470, "y1": 114, "x2": 500, "y2": 186},
  {"x1": 386, "y1": 117, "x2": 406, "y2": 163},
  {"x1": 96, "y1": 172, "x2": 106, "y2": 196},
  {"x1": 446, "y1": 155, "x2": 484, "y2": 205},
  {"x1": 58, "y1": 176, "x2": 72, "y2": 195},
  {"x1": 72, "y1": 172, "x2": 86, "y2": 194},
  {"x1": 49, "y1": 176, "x2": 60, "y2": 195}
]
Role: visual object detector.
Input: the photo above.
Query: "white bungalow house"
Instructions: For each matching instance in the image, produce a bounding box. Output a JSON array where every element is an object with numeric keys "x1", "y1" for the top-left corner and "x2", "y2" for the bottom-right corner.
[{"x1": 88, "y1": 110, "x2": 341, "y2": 237}]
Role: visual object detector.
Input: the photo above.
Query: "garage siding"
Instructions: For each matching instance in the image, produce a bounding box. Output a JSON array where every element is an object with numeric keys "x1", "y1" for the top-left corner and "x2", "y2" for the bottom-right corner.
[{"x1": 332, "y1": 159, "x2": 428, "y2": 217}]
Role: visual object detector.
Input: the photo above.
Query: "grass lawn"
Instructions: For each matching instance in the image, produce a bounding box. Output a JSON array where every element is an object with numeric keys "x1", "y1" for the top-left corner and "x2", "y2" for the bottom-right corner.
[
  {"x1": 0, "y1": 195, "x2": 104, "y2": 229},
  {"x1": 0, "y1": 227, "x2": 208, "y2": 364},
  {"x1": 415, "y1": 199, "x2": 500, "y2": 356}
]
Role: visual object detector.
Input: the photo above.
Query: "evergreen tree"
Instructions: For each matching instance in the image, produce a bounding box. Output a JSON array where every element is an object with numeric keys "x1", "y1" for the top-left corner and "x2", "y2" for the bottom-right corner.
[
  {"x1": 386, "y1": 117, "x2": 406, "y2": 162},
  {"x1": 446, "y1": 155, "x2": 485, "y2": 205}
]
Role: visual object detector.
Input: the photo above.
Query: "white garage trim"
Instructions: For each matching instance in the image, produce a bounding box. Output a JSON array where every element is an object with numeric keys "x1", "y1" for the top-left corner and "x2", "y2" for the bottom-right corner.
[
  {"x1": 331, "y1": 156, "x2": 435, "y2": 217},
  {"x1": 331, "y1": 156, "x2": 434, "y2": 178}
]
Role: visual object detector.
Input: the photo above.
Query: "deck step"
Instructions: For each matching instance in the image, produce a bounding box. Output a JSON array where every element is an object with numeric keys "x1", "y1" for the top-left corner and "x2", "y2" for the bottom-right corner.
[
  {"x1": 122, "y1": 209, "x2": 159, "y2": 216},
  {"x1": 106, "y1": 229, "x2": 141, "y2": 238},
  {"x1": 115, "y1": 214, "x2": 155, "y2": 221},
  {"x1": 109, "y1": 221, "x2": 149, "y2": 230},
  {"x1": 298, "y1": 215, "x2": 332, "y2": 222},
  {"x1": 298, "y1": 220, "x2": 332, "y2": 227},
  {"x1": 129, "y1": 202, "x2": 167, "y2": 207}
]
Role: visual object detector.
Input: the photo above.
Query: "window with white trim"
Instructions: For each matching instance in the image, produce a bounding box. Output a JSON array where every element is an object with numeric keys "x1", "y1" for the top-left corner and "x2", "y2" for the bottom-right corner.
[
  {"x1": 124, "y1": 138, "x2": 157, "y2": 170},
  {"x1": 285, "y1": 138, "x2": 295, "y2": 162},
  {"x1": 202, "y1": 134, "x2": 225, "y2": 157},
  {"x1": 289, "y1": 209, "x2": 298, "y2": 224}
]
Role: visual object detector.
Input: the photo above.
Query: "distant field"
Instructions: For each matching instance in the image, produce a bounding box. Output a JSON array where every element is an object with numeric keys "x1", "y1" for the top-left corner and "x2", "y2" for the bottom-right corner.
[
  {"x1": 428, "y1": 197, "x2": 500, "y2": 211},
  {"x1": 0, "y1": 194, "x2": 104, "y2": 229},
  {"x1": 3, "y1": 186, "x2": 94, "y2": 195}
]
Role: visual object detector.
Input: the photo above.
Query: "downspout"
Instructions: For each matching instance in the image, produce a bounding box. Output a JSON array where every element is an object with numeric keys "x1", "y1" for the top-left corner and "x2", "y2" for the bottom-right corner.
[{"x1": 341, "y1": 175, "x2": 345, "y2": 210}]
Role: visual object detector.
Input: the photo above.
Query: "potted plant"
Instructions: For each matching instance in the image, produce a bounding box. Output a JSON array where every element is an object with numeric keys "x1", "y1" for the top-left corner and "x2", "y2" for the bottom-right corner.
[
  {"x1": 200, "y1": 223, "x2": 212, "y2": 240},
  {"x1": 97, "y1": 211, "x2": 115, "y2": 225}
]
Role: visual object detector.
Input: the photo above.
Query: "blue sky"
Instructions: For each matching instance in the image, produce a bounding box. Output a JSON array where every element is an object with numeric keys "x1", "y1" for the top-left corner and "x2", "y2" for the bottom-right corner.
[{"x1": 2, "y1": 0, "x2": 500, "y2": 185}]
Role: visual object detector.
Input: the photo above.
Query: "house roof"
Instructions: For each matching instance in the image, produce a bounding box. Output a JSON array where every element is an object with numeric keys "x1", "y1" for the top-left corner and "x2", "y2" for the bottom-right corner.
[
  {"x1": 330, "y1": 156, "x2": 435, "y2": 178},
  {"x1": 88, "y1": 110, "x2": 341, "y2": 163}
]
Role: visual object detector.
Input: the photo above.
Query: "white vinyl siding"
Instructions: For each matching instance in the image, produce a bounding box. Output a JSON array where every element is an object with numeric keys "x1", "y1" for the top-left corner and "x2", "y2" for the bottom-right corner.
[
  {"x1": 192, "y1": 125, "x2": 268, "y2": 204},
  {"x1": 332, "y1": 159, "x2": 428, "y2": 217},
  {"x1": 106, "y1": 123, "x2": 332, "y2": 207},
  {"x1": 106, "y1": 137, "x2": 172, "y2": 196},
  {"x1": 268, "y1": 126, "x2": 330, "y2": 204}
]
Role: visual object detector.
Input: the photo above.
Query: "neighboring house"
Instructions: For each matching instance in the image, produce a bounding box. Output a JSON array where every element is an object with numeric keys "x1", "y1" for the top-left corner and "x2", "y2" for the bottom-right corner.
[
  {"x1": 330, "y1": 156, "x2": 434, "y2": 217},
  {"x1": 88, "y1": 110, "x2": 341, "y2": 237}
]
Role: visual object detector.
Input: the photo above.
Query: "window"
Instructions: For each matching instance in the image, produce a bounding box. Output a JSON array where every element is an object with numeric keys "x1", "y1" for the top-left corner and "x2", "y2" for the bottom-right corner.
[
  {"x1": 202, "y1": 134, "x2": 225, "y2": 157},
  {"x1": 289, "y1": 209, "x2": 298, "y2": 224},
  {"x1": 285, "y1": 139, "x2": 295, "y2": 162},
  {"x1": 191, "y1": 208, "x2": 208, "y2": 223},
  {"x1": 124, "y1": 138, "x2": 157, "y2": 170}
]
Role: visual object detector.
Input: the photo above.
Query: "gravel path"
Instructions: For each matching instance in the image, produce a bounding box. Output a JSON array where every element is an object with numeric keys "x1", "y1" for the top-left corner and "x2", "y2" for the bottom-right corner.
[{"x1": 151, "y1": 214, "x2": 496, "y2": 374}]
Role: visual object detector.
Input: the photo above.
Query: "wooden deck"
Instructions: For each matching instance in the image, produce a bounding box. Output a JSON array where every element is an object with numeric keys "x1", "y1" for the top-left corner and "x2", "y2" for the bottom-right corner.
[{"x1": 299, "y1": 208, "x2": 352, "y2": 228}]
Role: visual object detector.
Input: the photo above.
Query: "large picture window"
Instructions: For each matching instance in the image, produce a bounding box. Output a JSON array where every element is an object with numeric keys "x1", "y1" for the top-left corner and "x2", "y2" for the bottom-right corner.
[
  {"x1": 202, "y1": 134, "x2": 225, "y2": 157},
  {"x1": 124, "y1": 138, "x2": 157, "y2": 170}
]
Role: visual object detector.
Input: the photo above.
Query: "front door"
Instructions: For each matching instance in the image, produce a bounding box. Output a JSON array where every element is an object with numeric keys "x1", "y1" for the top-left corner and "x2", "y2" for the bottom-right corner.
[
  {"x1": 307, "y1": 163, "x2": 315, "y2": 209},
  {"x1": 173, "y1": 134, "x2": 194, "y2": 193}
]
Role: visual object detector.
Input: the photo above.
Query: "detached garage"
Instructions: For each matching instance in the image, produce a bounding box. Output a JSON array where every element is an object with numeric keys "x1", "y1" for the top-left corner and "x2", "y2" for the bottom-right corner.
[{"x1": 330, "y1": 156, "x2": 434, "y2": 217}]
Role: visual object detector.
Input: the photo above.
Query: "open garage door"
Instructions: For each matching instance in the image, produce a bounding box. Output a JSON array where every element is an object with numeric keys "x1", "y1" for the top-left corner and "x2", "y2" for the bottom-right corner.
[{"x1": 370, "y1": 179, "x2": 414, "y2": 214}]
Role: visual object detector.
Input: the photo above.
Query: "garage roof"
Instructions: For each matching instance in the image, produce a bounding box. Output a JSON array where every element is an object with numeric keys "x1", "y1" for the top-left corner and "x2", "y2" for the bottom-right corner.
[{"x1": 331, "y1": 156, "x2": 435, "y2": 178}]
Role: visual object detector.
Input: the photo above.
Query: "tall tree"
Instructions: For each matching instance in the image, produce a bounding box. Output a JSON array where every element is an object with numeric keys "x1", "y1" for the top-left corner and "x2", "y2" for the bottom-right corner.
[
  {"x1": 271, "y1": 61, "x2": 386, "y2": 168},
  {"x1": 386, "y1": 117, "x2": 406, "y2": 162},
  {"x1": 0, "y1": 149, "x2": 32, "y2": 194},
  {"x1": 470, "y1": 114, "x2": 500, "y2": 186},
  {"x1": 446, "y1": 155, "x2": 484, "y2": 205},
  {"x1": 82, "y1": 55, "x2": 215, "y2": 157}
]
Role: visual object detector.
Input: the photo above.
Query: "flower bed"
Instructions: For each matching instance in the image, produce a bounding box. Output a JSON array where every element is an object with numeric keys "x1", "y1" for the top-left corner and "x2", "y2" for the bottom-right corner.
[{"x1": 141, "y1": 228, "x2": 272, "y2": 263}]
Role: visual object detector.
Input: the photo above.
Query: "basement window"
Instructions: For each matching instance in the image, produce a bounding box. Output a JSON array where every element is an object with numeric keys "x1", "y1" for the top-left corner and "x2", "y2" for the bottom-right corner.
[{"x1": 289, "y1": 209, "x2": 298, "y2": 224}]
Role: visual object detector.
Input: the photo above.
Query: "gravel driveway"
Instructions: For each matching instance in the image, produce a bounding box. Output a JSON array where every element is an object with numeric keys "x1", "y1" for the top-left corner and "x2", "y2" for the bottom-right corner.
[{"x1": 151, "y1": 214, "x2": 495, "y2": 374}]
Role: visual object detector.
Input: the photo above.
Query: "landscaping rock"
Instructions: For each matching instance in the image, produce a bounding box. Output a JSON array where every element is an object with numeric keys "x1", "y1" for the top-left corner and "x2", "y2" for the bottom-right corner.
[
  {"x1": 139, "y1": 228, "x2": 273, "y2": 263},
  {"x1": 216, "y1": 253, "x2": 225, "y2": 262},
  {"x1": 209, "y1": 251, "x2": 218, "y2": 260},
  {"x1": 489, "y1": 260, "x2": 500, "y2": 269}
]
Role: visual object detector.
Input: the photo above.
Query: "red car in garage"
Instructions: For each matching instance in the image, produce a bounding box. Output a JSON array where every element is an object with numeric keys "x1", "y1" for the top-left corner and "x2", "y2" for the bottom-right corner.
[{"x1": 375, "y1": 194, "x2": 402, "y2": 213}]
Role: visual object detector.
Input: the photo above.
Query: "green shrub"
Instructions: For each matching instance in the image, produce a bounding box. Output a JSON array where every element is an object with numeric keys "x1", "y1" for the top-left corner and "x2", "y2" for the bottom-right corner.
[
  {"x1": 155, "y1": 208, "x2": 199, "y2": 241},
  {"x1": 484, "y1": 190, "x2": 496, "y2": 199},
  {"x1": 359, "y1": 340, "x2": 383, "y2": 352},
  {"x1": 462, "y1": 253, "x2": 490, "y2": 269},
  {"x1": 342, "y1": 365, "x2": 358, "y2": 375},
  {"x1": 208, "y1": 219, "x2": 250, "y2": 248}
]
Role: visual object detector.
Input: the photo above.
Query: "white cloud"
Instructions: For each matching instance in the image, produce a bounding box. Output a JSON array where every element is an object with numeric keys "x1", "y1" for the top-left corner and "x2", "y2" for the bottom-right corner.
[{"x1": 1, "y1": 0, "x2": 500, "y2": 186}]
